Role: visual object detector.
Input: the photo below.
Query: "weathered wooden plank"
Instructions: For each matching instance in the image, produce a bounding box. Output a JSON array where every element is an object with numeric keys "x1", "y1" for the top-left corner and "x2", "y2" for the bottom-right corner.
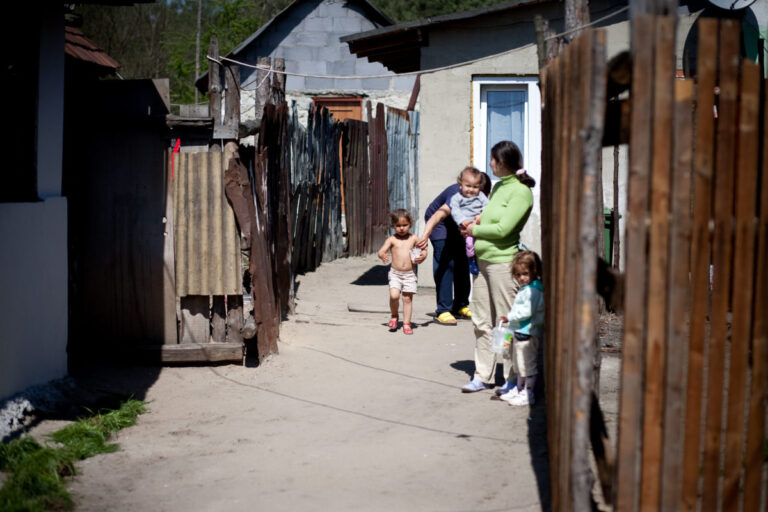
[
  {"x1": 659, "y1": 78, "x2": 694, "y2": 511},
  {"x1": 616, "y1": 14, "x2": 655, "y2": 512},
  {"x1": 556, "y1": 42, "x2": 575, "y2": 512},
  {"x1": 742, "y1": 60, "x2": 768, "y2": 512},
  {"x1": 211, "y1": 295, "x2": 226, "y2": 343},
  {"x1": 164, "y1": 149, "x2": 178, "y2": 344},
  {"x1": 640, "y1": 15, "x2": 675, "y2": 511},
  {"x1": 573, "y1": 29, "x2": 606, "y2": 512},
  {"x1": 701, "y1": 20, "x2": 739, "y2": 511},
  {"x1": 721, "y1": 59, "x2": 760, "y2": 509},
  {"x1": 680, "y1": 18, "x2": 717, "y2": 511},
  {"x1": 226, "y1": 294, "x2": 244, "y2": 345},
  {"x1": 208, "y1": 36, "x2": 221, "y2": 130},
  {"x1": 539, "y1": 62, "x2": 558, "y2": 508},
  {"x1": 180, "y1": 295, "x2": 209, "y2": 344},
  {"x1": 151, "y1": 342, "x2": 243, "y2": 363},
  {"x1": 222, "y1": 62, "x2": 239, "y2": 137}
]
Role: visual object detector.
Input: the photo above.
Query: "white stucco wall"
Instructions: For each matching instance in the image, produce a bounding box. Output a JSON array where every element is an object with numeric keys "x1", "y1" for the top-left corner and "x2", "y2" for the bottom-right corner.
[
  {"x1": 1, "y1": 4, "x2": 68, "y2": 401},
  {"x1": 413, "y1": 13, "x2": 718, "y2": 287},
  {"x1": 0, "y1": 199, "x2": 68, "y2": 401}
]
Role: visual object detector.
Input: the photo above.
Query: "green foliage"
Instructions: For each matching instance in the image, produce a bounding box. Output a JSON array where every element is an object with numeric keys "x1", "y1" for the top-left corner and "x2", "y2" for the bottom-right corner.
[
  {"x1": 0, "y1": 399, "x2": 147, "y2": 512},
  {"x1": 376, "y1": 0, "x2": 507, "y2": 22}
]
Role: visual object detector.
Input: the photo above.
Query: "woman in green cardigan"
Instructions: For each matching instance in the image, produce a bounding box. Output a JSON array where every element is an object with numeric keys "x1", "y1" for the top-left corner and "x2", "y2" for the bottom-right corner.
[{"x1": 460, "y1": 140, "x2": 536, "y2": 393}]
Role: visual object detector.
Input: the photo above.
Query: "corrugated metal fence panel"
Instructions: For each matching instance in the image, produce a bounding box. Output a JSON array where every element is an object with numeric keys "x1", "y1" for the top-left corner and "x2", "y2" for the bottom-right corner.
[
  {"x1": 368, "y1": 102, "x2": 389, "y2": 249},
  {"x1": 342, "y1": 119, "x2": 370, "y2": 256},
  {"x1": 386, "y1": 107, "x2": 420, "y2": 230},
  {"x1": 174, "y1": 150, "x2": 242, "y2": 296},
  {"x1": 409, "y1": 110, "x2": 420, "y2": 230}
]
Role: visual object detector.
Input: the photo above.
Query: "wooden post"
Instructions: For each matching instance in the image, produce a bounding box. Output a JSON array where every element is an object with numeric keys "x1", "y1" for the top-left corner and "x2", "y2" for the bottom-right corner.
[
  {"x1": 565, "y1": 0, "x2": 590, "y2": 42},
  {"x1": 226, "y1": 295, "x2": 244, "y2": 344},
  {"x1": 208, "y1": 36, "x2": 222, "y2": 133},
  {"x1": 612, "y1": 145, "x2": 620, "y2": 268},
  {"x1": 211, "y1": 295, "x2": 226, "y2": 342},
  {"x1": 223, "y1": 63, "x2": 240, "y2": 135},
  {"x1": 534, "y1": 15, "x2": 550, "y2": 70},
  {"x1": 573, "y1": 30, "x2": 606, "y2": 512},
  {"x1": 270, "y1": 57, "x2": 285, "y2": 105}
]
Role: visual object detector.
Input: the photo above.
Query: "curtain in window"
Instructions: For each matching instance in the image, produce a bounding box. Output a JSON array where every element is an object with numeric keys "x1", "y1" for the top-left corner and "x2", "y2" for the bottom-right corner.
[{"x1": 485, "y1": 89, "x2": 526, "y2": 177}]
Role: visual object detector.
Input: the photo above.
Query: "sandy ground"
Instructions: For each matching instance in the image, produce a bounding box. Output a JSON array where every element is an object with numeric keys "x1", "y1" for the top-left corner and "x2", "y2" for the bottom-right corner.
[{"x1": 27, "y1": 255, "x2": 620, "y2": 512}]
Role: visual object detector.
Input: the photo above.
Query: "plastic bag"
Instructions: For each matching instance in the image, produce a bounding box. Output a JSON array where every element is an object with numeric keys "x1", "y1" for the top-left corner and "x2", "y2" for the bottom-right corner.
[{"x1": 491, "y1": 320, "x2": 513, "y2": 356}]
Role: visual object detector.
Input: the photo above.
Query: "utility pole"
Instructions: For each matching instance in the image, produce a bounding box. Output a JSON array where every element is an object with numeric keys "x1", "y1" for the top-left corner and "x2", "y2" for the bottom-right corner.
[{"x1": 195, "y1": 0, "x2": 202, "y2": 104}]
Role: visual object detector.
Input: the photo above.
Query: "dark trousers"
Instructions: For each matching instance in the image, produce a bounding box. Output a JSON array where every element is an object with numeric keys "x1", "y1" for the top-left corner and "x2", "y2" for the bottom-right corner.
[{"x1": 431, "y1": 236, "x2": 470, "y2": 315}]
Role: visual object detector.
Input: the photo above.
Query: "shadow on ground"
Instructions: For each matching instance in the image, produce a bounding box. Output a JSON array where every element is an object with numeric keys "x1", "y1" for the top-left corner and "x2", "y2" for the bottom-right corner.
[{"x1": 350, "y1": 264, "x2": 389, "y2": 286}]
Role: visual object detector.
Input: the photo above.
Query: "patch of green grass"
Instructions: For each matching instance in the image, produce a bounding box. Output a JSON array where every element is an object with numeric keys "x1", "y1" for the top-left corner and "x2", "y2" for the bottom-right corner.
[{"x1": 0, "y1": 399, "x2": 146, "y2": 512}]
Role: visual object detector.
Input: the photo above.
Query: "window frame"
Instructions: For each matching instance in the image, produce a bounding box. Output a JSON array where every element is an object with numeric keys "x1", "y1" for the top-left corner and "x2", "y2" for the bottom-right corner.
[{"x1": 471, "y1": 76, "x2": 541, "y2": 182}]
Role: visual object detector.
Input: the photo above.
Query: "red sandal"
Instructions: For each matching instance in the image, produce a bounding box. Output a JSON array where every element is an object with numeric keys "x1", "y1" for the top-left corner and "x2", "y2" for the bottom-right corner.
[
  {"x1": 388, "y1": 317, "x2": 398, "y2": 331},
  {"x1": 403, "y1": 323, "x2": 413, "y2": 335}
]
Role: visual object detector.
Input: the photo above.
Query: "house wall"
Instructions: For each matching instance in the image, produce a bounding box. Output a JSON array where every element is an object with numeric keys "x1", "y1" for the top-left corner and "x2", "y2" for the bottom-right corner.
[
  {"x1": 0, "y1": 5, "x2": 68, "y2": 401},
  {"x1": 416, "y1": 5, "x2": 705, "y2": 286},
  {"x1": 237, "y1": 0, "x2": 414, "y2": 128},
  {"x1": 0, "y1": 200, "x2": 68, "y2": 401}
]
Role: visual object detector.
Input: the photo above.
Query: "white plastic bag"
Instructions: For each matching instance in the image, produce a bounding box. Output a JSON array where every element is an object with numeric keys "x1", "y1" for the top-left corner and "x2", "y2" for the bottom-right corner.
[{"x1": 491, "y1": 320, "x2": 513, "y2": 356}]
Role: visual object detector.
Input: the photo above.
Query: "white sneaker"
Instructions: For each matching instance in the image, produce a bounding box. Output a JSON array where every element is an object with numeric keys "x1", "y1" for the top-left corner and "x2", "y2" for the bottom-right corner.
[
  {"x1": 499, "y1": 387, "x2": 521, "y2": 402},
  {"x1": 509, "y1": 388, "x2": 534, "y2": 406}
]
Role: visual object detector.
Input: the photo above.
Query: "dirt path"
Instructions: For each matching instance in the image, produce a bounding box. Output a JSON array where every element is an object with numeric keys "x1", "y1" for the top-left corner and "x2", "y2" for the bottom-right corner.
[{"x1": 38, "y1": 256, "x2": 618, "y2": 511}]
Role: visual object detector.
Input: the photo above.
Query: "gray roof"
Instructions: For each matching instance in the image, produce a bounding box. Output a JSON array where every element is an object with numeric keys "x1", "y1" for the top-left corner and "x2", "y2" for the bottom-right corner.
[
  {"x1": 340, "y1": 0, "x2": 548, "y2": 72},
  {"x1": 196, "y1": 0, "x2": 394, "y2": 90}
]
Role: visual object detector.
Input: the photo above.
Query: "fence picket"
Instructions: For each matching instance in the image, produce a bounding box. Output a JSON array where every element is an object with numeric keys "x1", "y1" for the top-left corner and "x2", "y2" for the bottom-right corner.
[
  {"x1": 721, "y1": 59, "x2": 761, "y2": 509},
  {"x1": 701, "y1": 21, "x2": 740, "y2": 510},
  {"x1": 680, "y1": 19, "x2": 717, "y2": 511},
  {"x1": 742, "y1": 64, "x2": 768, "y2": 512},
  {"x1": 616, "y1": 14, "x2": 655, "y2": 512},
  {"x1": 641, "y1": 16, "x2": 675, "y2": 510}
]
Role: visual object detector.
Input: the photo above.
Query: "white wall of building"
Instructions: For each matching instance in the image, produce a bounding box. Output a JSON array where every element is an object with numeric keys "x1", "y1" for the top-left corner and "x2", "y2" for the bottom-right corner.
[
  {"x1": 0, "y1": 201, "x2": 68, "y2": 401},
  {"x1": 0, "y1": 6, "x2": 68, "y2": 401}
]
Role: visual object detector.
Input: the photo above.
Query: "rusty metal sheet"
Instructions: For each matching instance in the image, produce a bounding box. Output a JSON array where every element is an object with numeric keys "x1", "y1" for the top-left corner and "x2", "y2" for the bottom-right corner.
[{"x1": 174, "y1": 150, "x2": 242, "y2": 296}]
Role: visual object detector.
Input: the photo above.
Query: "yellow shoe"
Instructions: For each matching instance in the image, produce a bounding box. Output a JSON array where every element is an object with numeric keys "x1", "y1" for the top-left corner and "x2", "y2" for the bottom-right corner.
[
  {"x1": 435, "y1": 312, "x2": 458, "y2": 325},
  {"x1": 455, "y1": 306, "x2": 472, "y2": 319}
]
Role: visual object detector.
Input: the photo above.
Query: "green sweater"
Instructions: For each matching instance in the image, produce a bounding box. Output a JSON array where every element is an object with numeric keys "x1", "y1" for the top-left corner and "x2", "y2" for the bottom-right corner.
[{"x1": 472, "y1": 174, "x2": 533, "y2": 263}]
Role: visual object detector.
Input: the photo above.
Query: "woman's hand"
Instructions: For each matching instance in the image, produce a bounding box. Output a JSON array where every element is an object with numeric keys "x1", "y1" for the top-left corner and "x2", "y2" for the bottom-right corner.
[
  {"x1": 461, "y1": 222, "x2": 475, "y2": 237},
  {"x1": 416, "y1": 235, "x2": 429, "y2": 250}
]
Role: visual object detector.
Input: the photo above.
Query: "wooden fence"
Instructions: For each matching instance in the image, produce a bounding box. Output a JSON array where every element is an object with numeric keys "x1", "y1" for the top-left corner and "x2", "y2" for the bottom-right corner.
[
  {"x1": 541, "y1": 16, "x2": 768, "y2": 511},
  {"x1": 615, "y1": 16, "x2": 768, "y2": 511},
  {"x1": 539, "y1": 27, "x2": 606, "y2": 512}
]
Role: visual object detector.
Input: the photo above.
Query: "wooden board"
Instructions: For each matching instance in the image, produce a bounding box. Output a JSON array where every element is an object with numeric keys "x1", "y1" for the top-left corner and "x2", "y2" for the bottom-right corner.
[
  {"x1": 659, "y1": 78, "x2": 694, "y2": 511},
  {"x1": 615, "y1": 15, "x2": 655, "y2": 512},
  {"x1": 701, "y1": 20, "x2": 739, "y2": 509},
  {"x1": 680, "y1": 18, "x2": 717, "y2": 511},
  {"x1": 742, "y1": 62, "x2": 768, "y2": 512},
  {"x1": 640, "y1": 16, "x2": 674, "y2": 510},
  {"x1": 721, "y1": 59, "x2": 760, "y2": 509}
]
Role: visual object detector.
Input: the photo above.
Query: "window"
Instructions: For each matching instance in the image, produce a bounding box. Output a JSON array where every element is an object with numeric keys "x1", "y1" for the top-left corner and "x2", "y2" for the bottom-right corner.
[{"x1": 472, "y1": 77, "x2": 541, "y2": 183}]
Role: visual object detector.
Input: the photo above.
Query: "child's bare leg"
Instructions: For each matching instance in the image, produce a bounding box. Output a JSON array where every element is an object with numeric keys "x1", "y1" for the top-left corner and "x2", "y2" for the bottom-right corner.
[
  {"x1": 389, "y1": 288, "x2": 401, "y2": 320},
  {"x1": 402, "y1": 292, "x2": 414, "y2": 325}
]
